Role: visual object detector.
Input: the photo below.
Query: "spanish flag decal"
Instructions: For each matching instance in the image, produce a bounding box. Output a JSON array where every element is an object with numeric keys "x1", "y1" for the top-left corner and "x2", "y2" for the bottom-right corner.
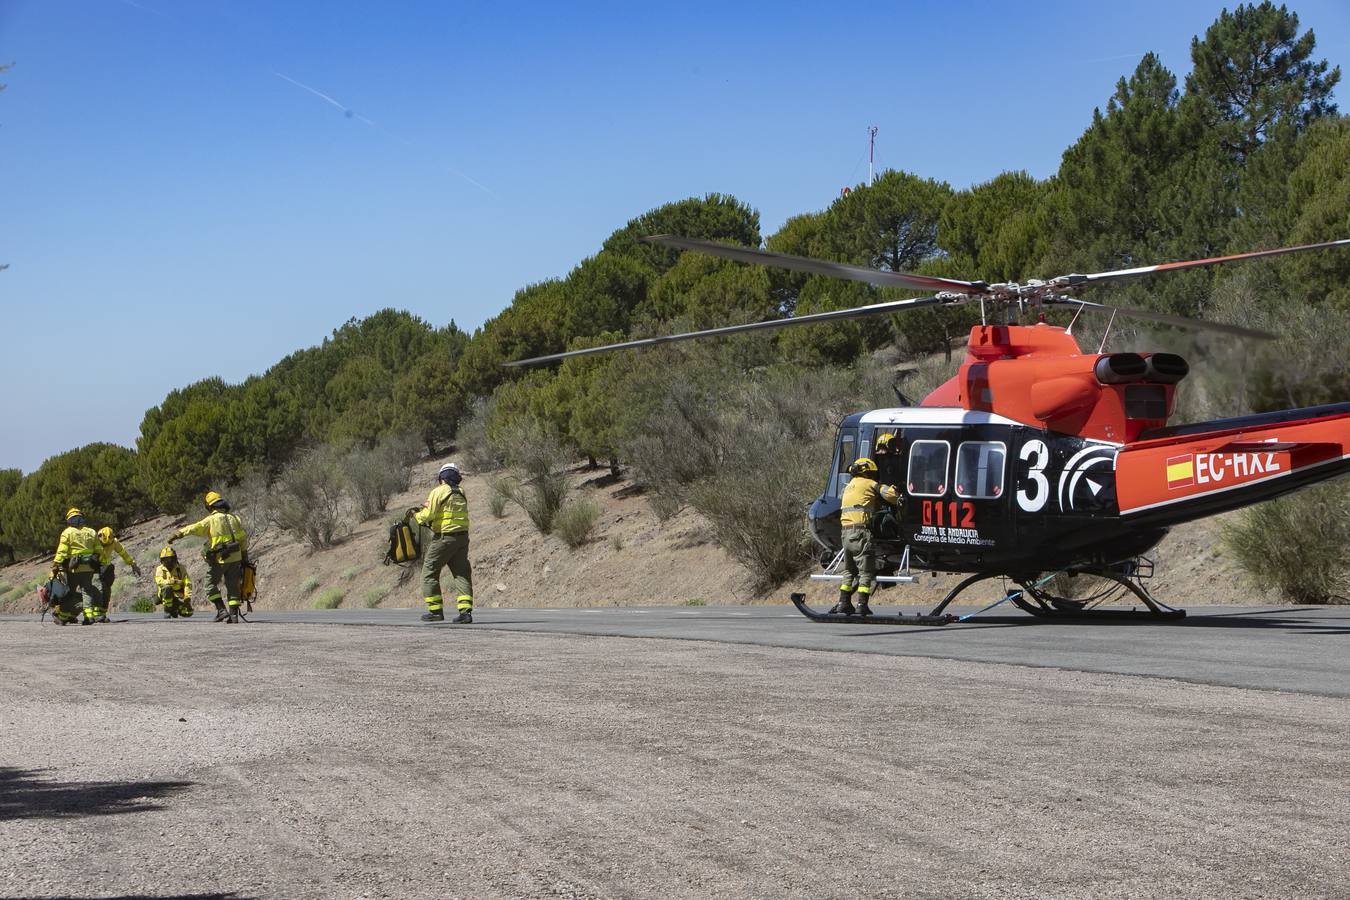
[{"x1": 1166, "y1": 454, "x2": 1195, "y2": 490}]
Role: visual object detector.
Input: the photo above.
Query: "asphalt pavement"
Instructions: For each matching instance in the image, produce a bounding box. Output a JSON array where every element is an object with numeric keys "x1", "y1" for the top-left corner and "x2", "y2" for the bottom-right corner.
[{"x1": 12, "y1": 601, "x2": 1349, "y2": 698}]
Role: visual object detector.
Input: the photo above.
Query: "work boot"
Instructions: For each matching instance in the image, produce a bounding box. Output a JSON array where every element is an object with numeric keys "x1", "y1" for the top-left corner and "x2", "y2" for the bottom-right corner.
[
  {"x1": 212, "y1": 600, "x2": 229, "y2": 622},
  {"x1": 163, "y1": 610, "x2": 176, "y2": 619},
  {"x1": 828, "y1": 596, "x2": 856, "y2": 617},
  {"x1": 421, "y1": 610, "x2": 445, "y2": 622},
  {"x1": 226, "y1": 605, "x2": 242, "y2": 624},
  {"x1": 96, "y1": 614, "x2": 110, "y2": 624},
  {"x1": 856, "y1": 598, "x2": 873, "y2": 618},
  {"x1": 451, "y1": 610, "x2": 473, "y2": 624}
]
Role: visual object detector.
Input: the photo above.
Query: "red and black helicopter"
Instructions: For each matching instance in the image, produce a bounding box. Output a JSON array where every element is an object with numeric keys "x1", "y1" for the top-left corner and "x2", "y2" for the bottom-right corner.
[{"x1": 509, "y1": 235, "x2": 1350, "y2": 625}]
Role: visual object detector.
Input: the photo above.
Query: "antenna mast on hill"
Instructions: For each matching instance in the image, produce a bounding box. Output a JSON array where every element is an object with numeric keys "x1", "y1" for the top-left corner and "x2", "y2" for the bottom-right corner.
[{"x1": 868, "y1": 126, "x2": 878, "y2": 185}]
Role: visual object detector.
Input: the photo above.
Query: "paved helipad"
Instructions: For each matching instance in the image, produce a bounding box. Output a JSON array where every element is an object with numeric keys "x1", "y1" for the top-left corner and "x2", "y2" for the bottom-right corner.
[{"x1": 16, "y1": 602, "x2": 1348, "y2": 697}]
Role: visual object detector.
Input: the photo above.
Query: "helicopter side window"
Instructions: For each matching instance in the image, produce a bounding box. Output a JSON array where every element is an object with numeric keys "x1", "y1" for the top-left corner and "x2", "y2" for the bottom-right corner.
[
  {"x1": 906, "y1": 440, "x2": 949, "y2": 497},
  {"x1": 955, "y1": 441, "x2": 1007, "y2": 500}
]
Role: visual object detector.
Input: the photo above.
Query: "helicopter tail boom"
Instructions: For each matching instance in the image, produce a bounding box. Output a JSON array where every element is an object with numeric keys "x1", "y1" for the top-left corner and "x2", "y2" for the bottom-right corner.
[{"x1": 1116, "y1": 403, "x2": 1350, "y2": 524}]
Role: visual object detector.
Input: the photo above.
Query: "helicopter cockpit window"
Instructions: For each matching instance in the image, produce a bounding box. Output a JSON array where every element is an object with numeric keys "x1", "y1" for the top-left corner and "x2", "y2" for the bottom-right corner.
[
  {"x1": 906, "y1": 440, "x2": 949, "y2": 497},
  {"x1": 832, "y1": 429, "x2": 857, "y2": 497},
  {"x1": 955, "y1": 441, "x2": 1006, "y2": 500}
]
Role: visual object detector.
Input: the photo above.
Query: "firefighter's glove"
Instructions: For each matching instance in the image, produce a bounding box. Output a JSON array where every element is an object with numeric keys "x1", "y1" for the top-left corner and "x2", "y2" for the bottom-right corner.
[
  {"x1": 132, "y1": 564, "x2": 143, "y2": 577},
  {"x1": 406, "y1": 507, "x2": 420, "y2": 519}
]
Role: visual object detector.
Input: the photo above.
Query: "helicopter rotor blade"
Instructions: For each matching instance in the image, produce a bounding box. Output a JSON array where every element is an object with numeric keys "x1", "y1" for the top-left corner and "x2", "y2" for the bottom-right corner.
[
  {"x1": 1051, "y1": 238, "x2": 1350, "y2": 290},
  {"x1": 502, "y1": 295, "x2": 947, "y2": 367},
  {"x1": 1049, "y1": 298, "x2": 1275, "y2": 340},
  {"x1": 644, "y1": 234, "x2": 987, "y2": 296}
]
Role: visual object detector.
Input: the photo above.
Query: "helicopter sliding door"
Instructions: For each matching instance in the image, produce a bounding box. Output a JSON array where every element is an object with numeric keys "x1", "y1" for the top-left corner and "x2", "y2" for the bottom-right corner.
[{"x1": 896, "y1": 428, "x2": 1013, "y2": 568}]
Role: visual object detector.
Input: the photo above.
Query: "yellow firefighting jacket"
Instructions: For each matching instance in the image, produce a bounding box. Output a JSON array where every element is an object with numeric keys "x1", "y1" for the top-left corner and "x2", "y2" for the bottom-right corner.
[
  {"x1": 55, "y1": 526, "x2": 102, "y2": 571},
  {"x1": 414, "y1": 484, "x2": 469, "y2": 535},
  {"x1": 98, "y1": 537, "x2": 136, "y2": 568},
  {"x1": 840, "y1": 476, "x2": 900, "y2": 528},
  {"x1": 176, "y1": 511, "x2": 249, "y2": 564},
  {"x1": 154, "y1": 562, "x2": 192, "y2": 598}
]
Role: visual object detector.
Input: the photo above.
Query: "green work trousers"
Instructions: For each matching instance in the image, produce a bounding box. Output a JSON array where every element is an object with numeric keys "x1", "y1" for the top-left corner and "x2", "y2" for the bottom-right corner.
[
  {"x1": 158, "y1": 585, "x2": 193, "y2": 617},
  {"x1": 841, "y1": 527, "x2": 878, "y2": 596},
  {"x1": 98, "y1": 565, "x2": 117, "y2": 615},
  {"x1": 67, "y1": 570, "x2": 102, "y2": 621},
  {"x1": 206, "y1": 559, "x2": 244, "y2": 609},
  {"x1": 421, "y1": 532, "x2": 472, "y2": 612}
]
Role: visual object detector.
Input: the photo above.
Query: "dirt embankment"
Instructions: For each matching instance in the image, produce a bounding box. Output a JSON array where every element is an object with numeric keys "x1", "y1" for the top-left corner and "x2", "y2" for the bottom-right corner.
[{"x1": 0, "y1": 457, "x2": 1281, "y2": 616}]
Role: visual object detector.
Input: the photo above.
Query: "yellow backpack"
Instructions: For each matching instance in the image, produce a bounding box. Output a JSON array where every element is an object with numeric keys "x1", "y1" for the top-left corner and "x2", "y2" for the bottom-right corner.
[
  {"x1": 241, "y1": 560, "x2": 258, "y2": 603},
  {"x1": 384, "y1": 520, "x2": 421, "y2": 565}
]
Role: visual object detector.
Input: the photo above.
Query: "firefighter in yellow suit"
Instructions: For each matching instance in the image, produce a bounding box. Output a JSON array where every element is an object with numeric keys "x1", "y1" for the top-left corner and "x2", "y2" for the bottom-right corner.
[
  {"x1": 409, "y1": 462, "x2": 473, "y2": 624},
  {"x1": 51, "y1": 508, "x2": 103, "y2": 625},
  {"x1": 154, "y1": 547, "x2": 193, "y2": 618},
  {"x1": 832, "y1": 458, "x2": 901, "y2": 617},
  {"x1": 170, "y1": 491, "x2": 248, "y2": 623},
  {"x1": 95, "y1": 527, "x2": 142, "y2": 622}
]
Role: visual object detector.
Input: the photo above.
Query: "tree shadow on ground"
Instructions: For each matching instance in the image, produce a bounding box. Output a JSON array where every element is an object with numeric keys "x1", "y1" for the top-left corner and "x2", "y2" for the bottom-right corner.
[{"x1": 0, "y1": 767, "x2": 192, "y2": 821}]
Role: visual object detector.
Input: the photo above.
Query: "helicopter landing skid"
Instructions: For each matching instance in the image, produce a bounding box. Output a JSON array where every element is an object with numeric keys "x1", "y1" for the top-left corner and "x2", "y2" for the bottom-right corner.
[
  {"x1": 788, "y1": 593, "x2": 957, "y2": 626},
  {"x1": 923, "y1": 569, "x2": 1186, "y2": 622}
]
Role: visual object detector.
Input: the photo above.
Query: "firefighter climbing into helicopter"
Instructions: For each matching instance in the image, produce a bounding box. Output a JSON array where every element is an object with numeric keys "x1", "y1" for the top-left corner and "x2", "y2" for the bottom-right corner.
[{"x1": 830, "y1": 456, "x2": 902, "y2": 618}]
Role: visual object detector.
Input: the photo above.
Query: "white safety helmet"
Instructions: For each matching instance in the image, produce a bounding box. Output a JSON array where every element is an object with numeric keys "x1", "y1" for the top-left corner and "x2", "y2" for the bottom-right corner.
[{"x1": 438, "y1": 462, "x2": 463, "y2": 485}]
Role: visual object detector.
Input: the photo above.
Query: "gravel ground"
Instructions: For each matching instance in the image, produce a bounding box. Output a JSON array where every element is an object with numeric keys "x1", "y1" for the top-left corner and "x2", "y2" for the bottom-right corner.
[{"x1": 2, "y1": 622, "x2": 1349, "y2": 898}]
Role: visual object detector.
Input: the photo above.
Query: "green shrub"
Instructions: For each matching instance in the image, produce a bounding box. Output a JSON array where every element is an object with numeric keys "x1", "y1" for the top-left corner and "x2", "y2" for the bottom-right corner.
[
  {"x1": 458, "y1": 397, "x2": 504, "y2": 474},
  {"x1": 488, "y1": 487, "x2": 508, "y2": 519},
  {"x1": 490, "y1": 420, "x2": 573, "y2": 535},
  {"x1": 1223, "y1": 483, "x2": 1350, "y2": 604},
  {"x1": 625, "y1": 361, "x2": 892, "y2": 594},
  {"x1": 363, "y1": 589, "x2": 386, "y2": 608},
  {"x1": 340, "y1": 566, "x2": 362, "y2": 581},
  {"x1": 343, "y1": 438, "x2": 414, "y2": 521},
  {"x1": 129, "y1": 597, "x2": 155, "y2": 613},
  {"x1": 681, "y1": 598, "x2": 707, "y2": 606},
  {"x1": 610, "y1": 535, "x2": 624, "y2": 552},
  {"x1": 554, "y1": 498, "x2": 600, "y2": 549},
  {"x1": 313, "y1": 588, "x2": 345, "y2": 610},
  {"x1": 269, "y1": 446, "x2": 349, "y2": 550},
  {"x1": 300, "y1": 576, "x2": 321, "y2": 595}
]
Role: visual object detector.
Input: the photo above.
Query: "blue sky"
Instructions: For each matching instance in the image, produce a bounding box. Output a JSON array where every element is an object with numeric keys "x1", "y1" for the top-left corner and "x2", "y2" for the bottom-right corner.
[{"x1": 2, "y1": 0, "x2": 1347, "y2": 472}]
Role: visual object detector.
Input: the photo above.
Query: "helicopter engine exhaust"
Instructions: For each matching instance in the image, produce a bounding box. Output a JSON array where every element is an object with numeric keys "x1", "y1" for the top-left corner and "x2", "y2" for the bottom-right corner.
[
  {"x1": 1094, "y1": 353, "x2": 1148, "y2": 384},
  {"x1": 1143, "y1": 353, "x2": 1189, "y2": 384}
]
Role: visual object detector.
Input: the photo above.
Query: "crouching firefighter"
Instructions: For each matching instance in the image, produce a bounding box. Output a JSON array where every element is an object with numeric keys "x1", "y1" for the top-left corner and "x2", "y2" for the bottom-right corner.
[
  {"x1": 408, "y1": 462, "x2": 473, "y2": 624},
  {"x1": 51, "y1": 508, "x2": 104, "y2": 625},
  {"x1": 154, "y1": 547, "x2": 193, "y2": 618},
  {"x1": 170, "y1": 491, "x2": 249, "y2": 623},
  {"x1": 96, "y1": 527, "x2": 142, "y2": 622},
  {"x1": 831, "y1": 458, "x2": 902, "y2": 618}
]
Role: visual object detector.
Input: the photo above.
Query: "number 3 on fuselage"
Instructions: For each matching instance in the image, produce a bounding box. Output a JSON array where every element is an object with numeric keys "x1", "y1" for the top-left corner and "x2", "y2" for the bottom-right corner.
[{"x1": 1017, "y1": 438, "x2": 1050, "y2": 513}]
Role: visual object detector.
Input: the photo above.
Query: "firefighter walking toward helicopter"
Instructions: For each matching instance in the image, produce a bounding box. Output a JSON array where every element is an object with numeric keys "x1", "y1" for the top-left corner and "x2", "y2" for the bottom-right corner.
[
  {"x1": 408, "y1": 462, "x2": 473, "y2": 624},
  {"x1": 831, "y1": 457, "x2": 902, "y2": 617}
]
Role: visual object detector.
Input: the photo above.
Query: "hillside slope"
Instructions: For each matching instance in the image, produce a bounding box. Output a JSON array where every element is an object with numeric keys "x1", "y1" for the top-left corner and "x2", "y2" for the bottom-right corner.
[{"x1": 0, "y1": 456, "x2": 1284, "y2": 616}]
